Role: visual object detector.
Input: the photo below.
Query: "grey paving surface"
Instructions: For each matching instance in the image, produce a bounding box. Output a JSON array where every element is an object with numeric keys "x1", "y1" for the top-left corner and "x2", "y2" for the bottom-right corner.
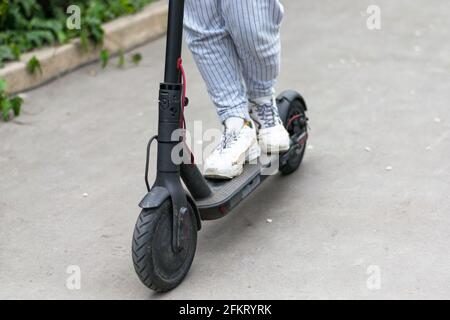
[{"x1": 1, "y1": 0, "x2": 450, "y2": 299}]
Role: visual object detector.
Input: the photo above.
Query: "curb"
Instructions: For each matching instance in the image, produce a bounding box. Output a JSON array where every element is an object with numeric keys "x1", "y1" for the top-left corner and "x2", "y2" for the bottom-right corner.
[{"x1": 0, "y1": 0, "x2": 168, "y2": 95}]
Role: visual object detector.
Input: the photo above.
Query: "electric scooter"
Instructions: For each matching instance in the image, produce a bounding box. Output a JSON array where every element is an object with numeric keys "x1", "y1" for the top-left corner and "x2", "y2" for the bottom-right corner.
[{"x1": 132, "y1": 0, "x2": 309, "y2": 292}]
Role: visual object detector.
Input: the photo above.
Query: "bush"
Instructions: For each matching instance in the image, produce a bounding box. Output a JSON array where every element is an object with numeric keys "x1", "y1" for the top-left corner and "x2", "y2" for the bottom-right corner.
[{"x1": 0, "y1": 0, "x2": 154, "y2": 67}]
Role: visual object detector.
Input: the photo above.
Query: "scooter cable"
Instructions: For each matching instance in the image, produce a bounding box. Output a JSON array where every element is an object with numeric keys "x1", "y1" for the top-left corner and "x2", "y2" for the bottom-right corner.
[{"x1": 177, "y1": 57, "x2": 195, "y2": 164}]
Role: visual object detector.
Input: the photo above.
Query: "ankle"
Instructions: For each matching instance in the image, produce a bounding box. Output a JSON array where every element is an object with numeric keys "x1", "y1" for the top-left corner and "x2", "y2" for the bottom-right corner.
[
  {"x1": 250, "y1": 95, "x2": 274, "y2": 106},
  {"x1": 224, "y1": 117, "x2": 245, "y2": 132}
]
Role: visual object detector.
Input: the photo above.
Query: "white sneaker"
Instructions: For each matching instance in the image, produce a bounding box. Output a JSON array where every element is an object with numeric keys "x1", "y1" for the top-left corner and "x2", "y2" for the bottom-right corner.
[
  {"x1": 249, "y1": 96, "x2": 290, "y2": 153},
  {"x1": 204, "y1": 121, "x2": 260, "y2": 179}
]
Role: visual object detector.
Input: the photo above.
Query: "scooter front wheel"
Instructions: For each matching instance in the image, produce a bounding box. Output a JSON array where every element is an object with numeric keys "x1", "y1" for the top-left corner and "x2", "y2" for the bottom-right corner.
[{"x1": 132, "y1": 199, "x2": 197, "y2": 292}]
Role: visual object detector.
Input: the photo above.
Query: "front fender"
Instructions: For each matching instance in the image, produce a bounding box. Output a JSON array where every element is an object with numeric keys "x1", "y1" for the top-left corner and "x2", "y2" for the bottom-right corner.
[
  {"x1": 139, "y1": 186, "x2": 201, "y2": 230},
  {"x1": 139, "y1": 186, "x2": 170, "y2": 209}
]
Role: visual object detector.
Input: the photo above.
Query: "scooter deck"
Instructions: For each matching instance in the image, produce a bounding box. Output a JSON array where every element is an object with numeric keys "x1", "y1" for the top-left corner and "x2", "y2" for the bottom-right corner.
[{"x1": 196, "y1": 155, "x2": 278, "y2": 220}]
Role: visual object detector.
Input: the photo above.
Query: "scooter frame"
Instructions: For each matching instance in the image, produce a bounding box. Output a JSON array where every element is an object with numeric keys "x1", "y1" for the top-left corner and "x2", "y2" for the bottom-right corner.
[{"x1": 137, "y1": 0, "x2": 308, "y2": 252}]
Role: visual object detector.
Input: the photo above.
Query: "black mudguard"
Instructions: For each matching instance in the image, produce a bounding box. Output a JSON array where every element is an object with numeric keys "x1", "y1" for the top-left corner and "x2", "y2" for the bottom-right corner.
[
  {"x1": 276, "y1": 90, "x2": 308, "y2": 124},
  {"x1": 139, "y1": 186, "x2": 202, "y2": 230}
]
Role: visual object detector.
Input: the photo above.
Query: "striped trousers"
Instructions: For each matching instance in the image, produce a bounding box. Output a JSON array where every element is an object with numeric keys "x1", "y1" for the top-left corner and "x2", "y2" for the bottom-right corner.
[{"x1": 184, "y1": 0, "x2": 284, "y2": 123}]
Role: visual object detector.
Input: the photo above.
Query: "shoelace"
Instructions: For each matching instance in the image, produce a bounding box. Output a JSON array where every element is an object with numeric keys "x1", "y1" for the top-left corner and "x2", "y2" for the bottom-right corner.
[
  {"x1": 216, "y1": 130, "x2": 239, "y2": 152},
  {"x1": 256, "y1": 102, "x2": 279, "y2": 128}
]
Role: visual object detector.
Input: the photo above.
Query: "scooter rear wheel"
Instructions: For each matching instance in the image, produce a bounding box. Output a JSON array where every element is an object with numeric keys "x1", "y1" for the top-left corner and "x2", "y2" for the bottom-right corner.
[
  {"x1": 279, "y1": 98, "x2": 308, "y2": 175},
  {"x1": 132, "y1": 199, "x2": 197, "y2": 292}
]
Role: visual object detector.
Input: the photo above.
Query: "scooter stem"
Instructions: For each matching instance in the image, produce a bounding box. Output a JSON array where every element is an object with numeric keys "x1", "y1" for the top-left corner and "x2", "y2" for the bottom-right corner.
[
  {"x1": 152, "y1": 0, "x2": 211, "y2": 251},
  {"x1": 164, "y1": 0, "x2": 185, "y2": 83},
  {"x1": 158, "y1": 0, "x2": 212, "y2": 200}
]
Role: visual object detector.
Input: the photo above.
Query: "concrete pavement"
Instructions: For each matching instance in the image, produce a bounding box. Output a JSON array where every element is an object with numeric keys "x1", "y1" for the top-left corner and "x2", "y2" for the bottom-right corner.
[{"x1": 1, "y1": 0, "x2": 450, "y2": 299}]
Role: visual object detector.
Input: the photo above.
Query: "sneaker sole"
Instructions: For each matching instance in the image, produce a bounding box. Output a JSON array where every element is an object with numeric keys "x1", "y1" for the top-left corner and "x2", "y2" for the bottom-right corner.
[
  {"x1": 204, "y1": 140, "x2": 260, "y2": 180},
  {"x1": 260, "y1": 143, "x2": 290, "y2": 154}
]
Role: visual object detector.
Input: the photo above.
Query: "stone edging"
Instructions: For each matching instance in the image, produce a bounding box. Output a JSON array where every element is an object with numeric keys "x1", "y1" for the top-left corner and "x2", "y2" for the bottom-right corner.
[{"x1": 0, "y1": 0, "x2": 168, "y2": 95}]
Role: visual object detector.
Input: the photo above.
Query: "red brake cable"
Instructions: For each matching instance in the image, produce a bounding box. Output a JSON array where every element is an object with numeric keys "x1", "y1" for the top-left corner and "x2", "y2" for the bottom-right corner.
[
  {"x1": 177, "y1": 57, "x2": 187, "y2": 129},
  {"x1": 177, "y1": 57, "x2": 195, "y2": 164}
]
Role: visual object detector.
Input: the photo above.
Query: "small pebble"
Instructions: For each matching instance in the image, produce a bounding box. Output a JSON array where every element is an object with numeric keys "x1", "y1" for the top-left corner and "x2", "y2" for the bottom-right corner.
[
  {"x1": 307, "y1": 145, "x2": 314, "y2": 150},
  {"x1": 425, "y1": 146, "x2": 431, "y2": 150},
  {"x1": 385, "y1": 166, "x2": 393, "y2": 171},
  {"x1": 414, "y1": 30, "x2": 422, "y2": 37},
  {"x1": 365, "y1": 147, "x2": 372, "y2": 152},
  {"x1": 83, "y1": 193, "x2": 89, "y2": 197},
  {"x1": 414, "y1": 45, "x2": 421, "y2": 53},
  {"x1": 266, "y1": 219, "x2": 273, "y2": 223},
  {"x1": 434, "y1": 117, "x2": 441, "y2": 123}
]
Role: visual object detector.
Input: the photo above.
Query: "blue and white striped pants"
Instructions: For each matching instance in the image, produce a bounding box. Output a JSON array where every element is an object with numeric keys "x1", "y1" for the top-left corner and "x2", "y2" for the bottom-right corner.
[{"x1": 184, "y1": 0, "x2": 284, "y2": 123}]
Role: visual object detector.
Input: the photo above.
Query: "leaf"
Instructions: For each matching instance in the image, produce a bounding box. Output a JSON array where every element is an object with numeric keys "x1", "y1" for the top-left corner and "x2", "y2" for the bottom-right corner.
[
  {"x1": 0, "y1": 78, "x2": 7, "y2": 92},
  {"x1": 25, "y1": 30, "x2": 55, "y2": 48},
  {"x1": 131, "y1": 53, "x2": 142, "y2": 65},
  {"x1": 1, "y1": 98, "x2": 11, "y2": 121},
  {"x1": 18, "y1": 0, "x2": 39, "y2": 18},
  {"x1": 117, "y1": 49, "x2": 125, "y2": 68},
  {"x1": 83, "y1": 16, "x2": 104, "y2": 45},
  {"x1": 0, "y1": 45, "x2": 16, "y2": 65},
  {"x1": 10, "y1": 44, "x2": 21, "y2": 59},
  {"x1": 0, "y1": 1, "x2": 8, "y2": 19},
  {"x1": 100, "y1": 49, "x2": 109, "y2": 68},
  {"x1": 89, "y1": 24, "x2": 104, "y2": 44},
  {"x1": 10, "y1": 96, "x2": 23, "y2": 116},
  {"x1": 56, "y1": 30, "x2": 67, "y2": 44},
  {"x1": 29, "y1": 18, "x2": 65, "y2": 44},
  {"x1": 80, "y1": 29, "x2": 89, "y2": 51},
  {"x1": 27, "y1": 56, "x2": 42, "y2": 75}
]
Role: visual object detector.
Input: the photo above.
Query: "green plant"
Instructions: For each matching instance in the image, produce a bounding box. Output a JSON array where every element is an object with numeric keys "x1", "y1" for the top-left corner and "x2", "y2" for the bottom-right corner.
[
  {"x1": 0, "y1": 78, "x2": 23, "y2": 121},
  {"x1": 117, "y1": 49, "x2": 125, "y2": 68},
  {"x1": 0, "y1": 1, "x2": 153, "y2": 121},
  {"x1": 100, "y1": 48, "x2": 109, "y2": 68},
  {"x1": 99, "y1": 48, "x2": 143, "y2": 70},
  {"x1": 0, "y1": 0, "x2": 155, "y2": 66},
  {"x1": 26, "y1": 55, "x2": 42, "y2": 74},
  {"x1": 131, "y1": 52, "x2": 142, "y2": 65}
]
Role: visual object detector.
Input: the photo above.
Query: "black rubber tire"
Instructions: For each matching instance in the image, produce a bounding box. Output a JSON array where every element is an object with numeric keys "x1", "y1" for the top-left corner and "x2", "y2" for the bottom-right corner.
[
  {"x1": 279, "y1": 100, "x2": 308, "y2": 175},
  {"x1": 132, "y1": 199, "x2": 197, "y2": 292}
]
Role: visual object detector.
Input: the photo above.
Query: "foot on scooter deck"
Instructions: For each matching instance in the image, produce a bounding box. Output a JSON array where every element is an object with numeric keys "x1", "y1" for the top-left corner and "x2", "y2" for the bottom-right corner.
[{"x1": 196, "y1": 154, "x2": 279, "y2": 220}]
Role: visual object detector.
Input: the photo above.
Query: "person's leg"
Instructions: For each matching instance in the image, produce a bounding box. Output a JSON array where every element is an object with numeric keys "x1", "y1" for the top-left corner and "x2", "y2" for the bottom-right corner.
[
  {"x1": 184, "y1": 0, "x2": 250, "y2": 123},
  {"x1": 221, "y1": 0, "x2": 284, "y2": 101},
  {"x1": 184, "y1": 0, "x2": 259, "y2": 179},
  {"x1": 221, "y1": 0, "x2": 289, "y2": 153}
]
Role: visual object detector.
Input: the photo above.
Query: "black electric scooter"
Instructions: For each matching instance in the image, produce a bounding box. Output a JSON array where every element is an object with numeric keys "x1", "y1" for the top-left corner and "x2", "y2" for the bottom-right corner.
[{"x1": 132, "y1": 0, "x2": 309, "y2": 292}]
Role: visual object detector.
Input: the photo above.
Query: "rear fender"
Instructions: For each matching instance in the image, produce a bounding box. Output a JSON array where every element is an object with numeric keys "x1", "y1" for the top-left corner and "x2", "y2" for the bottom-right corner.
[{"x1": 276, "y1": 90, "x2": 308, "y2": 123}]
